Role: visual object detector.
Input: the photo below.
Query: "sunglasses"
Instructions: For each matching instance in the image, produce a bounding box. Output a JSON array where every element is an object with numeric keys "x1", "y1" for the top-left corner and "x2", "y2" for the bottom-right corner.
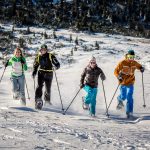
[
  {"x1": 90, "y1": 61, "x2": 96, "y2": 64},
  {"x1": 127, "y1": 55, "x2": 135, "y2": 59}
]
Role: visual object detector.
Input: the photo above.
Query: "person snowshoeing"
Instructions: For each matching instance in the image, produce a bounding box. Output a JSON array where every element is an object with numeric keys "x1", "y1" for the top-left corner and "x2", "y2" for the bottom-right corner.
[
  {"x1": 114, "y1": 49, "x2": 144, "y2": 118},
  {"x1": 80, "y1": 57, "x2": 106, "y2": 117},
  {"x1": 32, "y1": 44, "x2": 60, "y2": 110},
  {"x1": 5, "y1": 47, "x2": 28, "y2": 105}
]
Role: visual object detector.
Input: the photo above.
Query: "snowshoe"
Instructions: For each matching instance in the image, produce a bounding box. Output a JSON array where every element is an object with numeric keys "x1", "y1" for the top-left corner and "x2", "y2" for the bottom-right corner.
[
  {"x1": 82, "y1": 97, "x2": 89, "y2": 110},
  {"x1": 35, "y1": 99, "x2": 43, "y2": 110},
  {"x1": 116, "y1": 101, "x2": 124, "y2": 110}
]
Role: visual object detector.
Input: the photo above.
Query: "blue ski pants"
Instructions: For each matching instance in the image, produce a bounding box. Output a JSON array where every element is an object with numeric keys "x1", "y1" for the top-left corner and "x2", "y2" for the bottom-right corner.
[
  {"x1": 83, "y1": 85, "x2": 98, "y2": 115},
  {"x1": 117, "y1": 84, "x2": 134, "y2": 113}
]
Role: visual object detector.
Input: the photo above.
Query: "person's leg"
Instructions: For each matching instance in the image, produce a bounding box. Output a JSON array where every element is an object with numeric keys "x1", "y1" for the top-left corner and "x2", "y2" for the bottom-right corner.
[
  {"x1": 117, "y1": 85, "x2": 127, "y2": 109},
  {"x1": 83, "y1": 85, "x2": 92, "y2": 105},
  {"x1": 90, "y1": 88, "x2": 98, "y2": 116},
  {"x1": 44, "y1": 72, "x2": 53, "y2": 104},
  {"x1": 117, "y1": 85, "x2": 127, "y2": 101},
  {"x1": 18, "y1": 75, "x2": 26, "y2": 105},
  {"x1": 18, "y1": 75, "x2": 25, "y2": 99},
  {"x1": 126, "y1": 84, "x2": 134, "y2": 114},
  {"x1": 35, "y1": 72, "x2": 44, "y2": 102},
  {"x1": 11, "y1": 77, "x2": 19, "y2": 99}
]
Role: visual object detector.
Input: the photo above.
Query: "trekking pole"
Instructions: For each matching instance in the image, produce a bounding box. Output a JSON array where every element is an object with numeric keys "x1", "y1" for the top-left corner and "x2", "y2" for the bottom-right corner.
[
  {"x1": 107, "y1": 84, "x2": 120, "y2": 113},
  {"x1": 24, "y1": 76, "x2": 30, "y2": 100},
  {"x1": 102, "y1": 80, "x2": 109, "y2": 117},
  {"x1": 0, "y1": 67, "x2": 6, "y2": 83},
  {"x1": 142, "y1": 72, "x2": 146, "y2": 108},
  {"x1": 63, "y1": 88, "x2": 81, "y2": 115},
  {"x1": 53, "y1": 68, "x2": 64, "y2": 112}
]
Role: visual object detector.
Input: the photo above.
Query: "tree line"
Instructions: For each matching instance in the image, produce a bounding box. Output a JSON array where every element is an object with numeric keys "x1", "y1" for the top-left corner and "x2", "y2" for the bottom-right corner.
[{"x1": 0, "y1": 0, "x2": 150, "y2": 37}]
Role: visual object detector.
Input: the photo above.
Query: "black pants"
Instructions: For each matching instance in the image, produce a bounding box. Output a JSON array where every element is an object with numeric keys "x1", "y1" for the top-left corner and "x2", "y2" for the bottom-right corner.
[{"x1": 35, "y1": 71, "x2": 53, "y2": 102}]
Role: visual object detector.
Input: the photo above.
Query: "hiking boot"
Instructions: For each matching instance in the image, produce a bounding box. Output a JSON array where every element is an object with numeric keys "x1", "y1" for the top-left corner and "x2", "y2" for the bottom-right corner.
[
  {"x1": 116, "y1": 101, "x2": 124, "y2": 110},
  {"x1": 20, "y1": 98, "x2": 26, "y2": 106},
  {"x1": 90, "y1": 114, "x2": 96, "y2": 118},
  {"x1": 35, "y1": 99, "x2": 43, "y2": 110},
  {"x1": 13, "y1": 93, "x2": 20, "y2": 100},
  {"x1": 126, "y1": 112, "x2": 134, "y2": 119},
  {"x1": 82, "y1": 97, "x2": 89, "y2": 110}
]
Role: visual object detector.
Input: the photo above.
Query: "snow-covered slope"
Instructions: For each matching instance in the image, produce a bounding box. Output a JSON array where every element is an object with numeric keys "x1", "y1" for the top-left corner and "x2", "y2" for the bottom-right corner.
[{"x1": 0, "y1": 24, "x2": 150, "y2": 150}]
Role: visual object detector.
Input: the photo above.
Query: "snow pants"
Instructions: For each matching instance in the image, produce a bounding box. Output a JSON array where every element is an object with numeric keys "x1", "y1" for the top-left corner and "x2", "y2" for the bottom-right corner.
[
  {"x1": 117, "y1": 84, "x2": 134, "y2": 113},
  {"x1": 11, "y1": 75, "x2": 25, "y2": 99},
  {"x1": 35, "y1": 71, "x2": 53, "y2": 102},
  {"x1": 83, "y1": 85, "x2": 98, "y2": 115}
]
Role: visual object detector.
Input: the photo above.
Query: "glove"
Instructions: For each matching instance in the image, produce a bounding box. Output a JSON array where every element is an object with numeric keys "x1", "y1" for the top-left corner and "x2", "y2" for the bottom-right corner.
[
  {"x1": 32, "y1": 71, "x2": 36, "y2": 79},
  {"x1": 20, "y1": 58, "x2": 25, "y2": 64},
  {"x1": 80, "y1": 84, "x2": 84, "y2": 89},
  {"x1": 101, "y1": 75, "x2": 106, "y2": 81},
  {"x1": 55, "y1": 64, "x2": 60, "y2": 70},
  {"x1": 118, "y1": 73, "x2": 123, "y2": 82},
  {"x1": 5, "y1": 60, "x2": 9, "y2": 67},
  {"x1": 140, "y1": 67, "x2": 144, "y2": 73}
]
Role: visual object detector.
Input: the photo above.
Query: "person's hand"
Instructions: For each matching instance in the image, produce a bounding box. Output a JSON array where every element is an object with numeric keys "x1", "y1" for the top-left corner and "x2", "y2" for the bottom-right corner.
[
  {"x1": 80, "y1": 84, "x2": 84, "y2": 89},
  {"x1": 101, "y1": 75, "x2": 106, "y2": 81},
  {"x1": 55, "y1": 65, "x2": 60, "y2": 70},
  {"x1": 140, "y1": 67, "x2": 144, "y2": 73},
  {"x1": 20, "y1": 58, "x2": 25, "y2": 64},
  {"x1": 5, "y1": 60, "x2": 9, "y2": 68},
  {"x1": 118, "y1": 73, "x2": 123, "y2": 82},
  {"x1": 32, "y1": 71, "x2": 36, "y2": 79}
]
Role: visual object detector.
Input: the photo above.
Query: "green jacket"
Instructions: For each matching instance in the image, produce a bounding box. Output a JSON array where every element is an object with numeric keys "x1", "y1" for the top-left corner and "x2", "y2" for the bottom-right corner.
[{"x1": 8, "y1": 56, "x2": 28, "y2": 77}]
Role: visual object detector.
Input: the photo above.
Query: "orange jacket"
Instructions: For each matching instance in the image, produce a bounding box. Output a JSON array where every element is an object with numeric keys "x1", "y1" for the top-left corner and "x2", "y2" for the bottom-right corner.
[{"x1": 114, "y1": 59, "x2": 142, "y2": 85}]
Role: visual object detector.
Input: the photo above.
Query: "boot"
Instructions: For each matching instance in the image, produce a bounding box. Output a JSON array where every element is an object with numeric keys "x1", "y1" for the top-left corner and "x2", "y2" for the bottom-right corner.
[
  {"x1": 82, "y1": 97, "x2": 89, "y2": 110},
  {"x1": 116, "y1": 101, "x2": 124, "y2": 110},
  {"x1": 126, "y1": 112, "x2": 134, "y2": 119},
  {"x1": 13, "y1": 92, "x2": 20, "y2": 100},
  {"x1": 20, "y1": 98, "x2": 26, "y2": 106},
  {"x1": 35, "y1": 98, "x2": 43, "y2": 110}
]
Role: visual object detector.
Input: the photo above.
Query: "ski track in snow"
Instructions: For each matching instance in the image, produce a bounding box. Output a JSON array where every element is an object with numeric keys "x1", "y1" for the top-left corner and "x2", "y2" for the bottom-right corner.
[{"x1": 0, "y1": 24, "x2": 150, "y2": 150}]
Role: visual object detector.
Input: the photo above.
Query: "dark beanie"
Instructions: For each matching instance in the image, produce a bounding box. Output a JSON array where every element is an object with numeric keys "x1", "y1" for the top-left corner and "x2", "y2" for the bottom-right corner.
[
  {"x1": 127, "y1": 50, "x2": 135, "y2": 55},
  {"x1": 41, "y1": 44, "x2": 47, "y2": 49}
]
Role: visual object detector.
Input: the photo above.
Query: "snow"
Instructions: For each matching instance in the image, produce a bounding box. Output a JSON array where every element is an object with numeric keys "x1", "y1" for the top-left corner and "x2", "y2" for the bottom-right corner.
[{"x1": 0, "y1": 23, "x2": 150, "y2": 150}]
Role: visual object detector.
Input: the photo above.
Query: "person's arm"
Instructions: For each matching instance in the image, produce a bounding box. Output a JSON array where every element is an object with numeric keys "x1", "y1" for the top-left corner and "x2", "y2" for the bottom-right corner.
[
  {"x1": 80, "y1": 68, "x2": 86, "y2": 88},
  {"x1": 32, "y1": 55, "x2": 39, "y2": 77},
  {"x1": 51, "y1": 54, "x2": 60, "y2": 69},
  {"x1": 135, "y1": 61, "x2": 143, "y2": 72},
  {"x1": 21, "y1": 57, "x2": 28, "y2": 71},
  {"x1": 5, "y1": 58, "x2": 12, "y2": 67},
  {"x1": 114, "y1": 62, "x2": 123, "y2": 77},
  {"x1": 114, "y1": 61, "x2": 124, "y2": 82},
  {"x1": 99, "y1": 68, "x2": 106, "y2": 81}
]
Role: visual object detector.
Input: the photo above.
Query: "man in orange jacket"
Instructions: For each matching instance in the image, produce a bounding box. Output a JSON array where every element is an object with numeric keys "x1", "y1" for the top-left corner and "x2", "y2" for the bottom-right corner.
[{"x1": 114, "y1": 50, "x2": 144, "y2": 118}]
